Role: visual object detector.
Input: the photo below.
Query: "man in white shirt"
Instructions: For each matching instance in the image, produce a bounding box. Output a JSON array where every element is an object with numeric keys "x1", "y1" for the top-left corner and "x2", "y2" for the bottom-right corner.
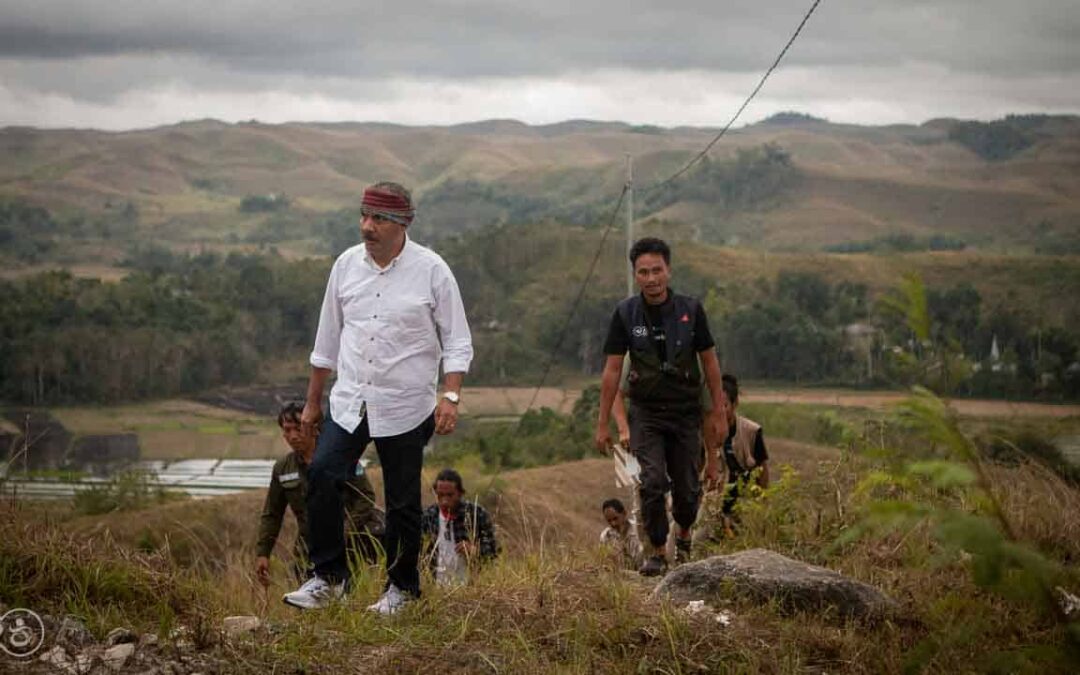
[{"x1": 283, "y1": 182, "x2": 473, "y2": 614}]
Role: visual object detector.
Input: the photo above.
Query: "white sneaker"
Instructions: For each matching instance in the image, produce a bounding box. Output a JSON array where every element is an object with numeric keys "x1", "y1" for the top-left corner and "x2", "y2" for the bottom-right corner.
[
  {"x1": 365, "y1": 584, "x2": 409, "y2": 616},
  {"x1": 282, "y1": 575, "x2": 345, "y2": 610}
]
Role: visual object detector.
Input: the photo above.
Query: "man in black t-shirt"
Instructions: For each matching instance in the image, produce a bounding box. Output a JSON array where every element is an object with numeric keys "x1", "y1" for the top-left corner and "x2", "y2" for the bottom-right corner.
[{"x1": 595, "y1": 237, "x2": 727, "y2": 576}]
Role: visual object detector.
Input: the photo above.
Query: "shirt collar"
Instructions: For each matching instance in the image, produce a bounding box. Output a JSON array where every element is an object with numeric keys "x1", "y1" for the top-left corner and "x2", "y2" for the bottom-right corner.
[{"x1": 362, "y1": 233, "x2": 411, "y2": 270}]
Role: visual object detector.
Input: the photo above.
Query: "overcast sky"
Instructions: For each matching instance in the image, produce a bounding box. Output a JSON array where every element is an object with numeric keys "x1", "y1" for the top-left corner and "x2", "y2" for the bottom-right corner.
[{"x1": 1, "y1": 0, "x2": 1078, "y2": 130}]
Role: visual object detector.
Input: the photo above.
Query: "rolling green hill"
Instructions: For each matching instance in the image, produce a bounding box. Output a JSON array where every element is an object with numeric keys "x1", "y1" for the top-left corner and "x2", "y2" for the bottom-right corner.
[{"x1": 2, "y1": 113, "x2": 1079, "y2": 267}]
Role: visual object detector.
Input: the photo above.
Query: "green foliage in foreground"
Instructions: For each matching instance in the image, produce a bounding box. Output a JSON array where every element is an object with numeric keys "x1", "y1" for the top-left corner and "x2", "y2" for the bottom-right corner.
[{"x1": 840, "y1": 387, "x2": 1080, "y2": 663}]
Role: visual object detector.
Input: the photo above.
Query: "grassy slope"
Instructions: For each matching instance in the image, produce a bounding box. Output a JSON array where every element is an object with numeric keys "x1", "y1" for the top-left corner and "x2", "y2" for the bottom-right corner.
[{"x1": 6, "y1": 433, "x2": 1078, "y2": 673}]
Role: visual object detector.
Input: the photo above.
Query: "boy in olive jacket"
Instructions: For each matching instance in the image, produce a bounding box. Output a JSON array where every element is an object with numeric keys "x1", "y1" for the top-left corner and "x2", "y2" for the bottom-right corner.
[{"x1": 256, "y1": 402, "x2": 384, "y2": 586}]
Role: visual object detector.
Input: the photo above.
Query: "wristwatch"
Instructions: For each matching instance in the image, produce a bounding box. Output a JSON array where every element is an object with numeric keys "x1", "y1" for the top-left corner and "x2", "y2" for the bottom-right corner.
[{"x1": 442, "y1": 391, "x2": 460, "y2": 405}]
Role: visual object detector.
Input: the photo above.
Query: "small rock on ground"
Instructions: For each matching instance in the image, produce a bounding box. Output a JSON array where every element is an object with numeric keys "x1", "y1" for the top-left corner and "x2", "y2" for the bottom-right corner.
[
  {"x1": 222, "y1": 615, "x2": 261, "y2": 635},
  {"x1": 103, "y1": 642, "x2": 137, "y2": 670}
]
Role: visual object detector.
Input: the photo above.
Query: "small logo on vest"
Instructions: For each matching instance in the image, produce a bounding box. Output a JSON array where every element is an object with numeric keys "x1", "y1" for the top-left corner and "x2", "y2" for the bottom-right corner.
[
  {"x1": 679, "y1": 313, "x2": 690, "y2": 323},
  {"x1": 632, "y1": 326, "x2": 648, "y2": 337}
]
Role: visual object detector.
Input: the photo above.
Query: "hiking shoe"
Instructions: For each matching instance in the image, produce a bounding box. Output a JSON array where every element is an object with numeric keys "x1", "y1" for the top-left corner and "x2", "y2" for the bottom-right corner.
[
  {"x1": 282, "y1": 575, "x2": 345, "y2": 610},
  {"x1": 366, "y1": 583, "x2": 410, "y2": 616},
  {"x1": 639, "y1": 555, "x2": 666, "y2": 577},
  {"x1": 674, "y1": 537, "x2": 692, "y2": 565}
]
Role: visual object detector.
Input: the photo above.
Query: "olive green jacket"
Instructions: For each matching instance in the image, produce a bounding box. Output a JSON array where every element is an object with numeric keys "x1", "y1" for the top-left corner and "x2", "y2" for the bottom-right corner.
[{"x1": 256, "y1": 452, "x2": 382, "y2": 559}]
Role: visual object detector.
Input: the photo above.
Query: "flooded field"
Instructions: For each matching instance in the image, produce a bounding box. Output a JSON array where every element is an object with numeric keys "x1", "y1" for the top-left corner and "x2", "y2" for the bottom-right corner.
[{"x1": 1, "y1": 458, "x2": 276, "y2": 500}]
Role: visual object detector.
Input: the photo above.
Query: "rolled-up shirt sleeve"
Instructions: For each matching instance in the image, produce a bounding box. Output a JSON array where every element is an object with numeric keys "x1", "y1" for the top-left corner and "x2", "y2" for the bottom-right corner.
[
  {"x1": 310, "y1": 258, "x2": 343, "y2": 370},
  {"x1": 432, "y1": 260, "x2": 473, "y2": 374}
]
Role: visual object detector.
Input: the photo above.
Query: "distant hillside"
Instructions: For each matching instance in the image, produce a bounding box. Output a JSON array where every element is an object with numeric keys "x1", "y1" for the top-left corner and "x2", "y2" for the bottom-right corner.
[{"x1": 2, "y1": 113, "x2": 1079, "y2": 265}]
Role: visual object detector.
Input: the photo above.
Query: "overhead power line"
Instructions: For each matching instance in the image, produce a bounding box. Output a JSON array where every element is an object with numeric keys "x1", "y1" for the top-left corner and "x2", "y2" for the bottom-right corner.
[
  {"x1": 520, "y1": 184, "x2": 629, "y2": 420},
  {"x1": 658, "y1": 0, "x2": 824, "y2": 187},
  {"x1": 516, "y1": 0, "x2": 824, "y2": 424}
]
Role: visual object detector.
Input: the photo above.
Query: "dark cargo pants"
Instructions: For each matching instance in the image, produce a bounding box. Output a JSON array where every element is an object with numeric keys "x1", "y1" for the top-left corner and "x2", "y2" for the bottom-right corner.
[{"x1": 629, "y1": 403, "x2": 703, "y2": 550}]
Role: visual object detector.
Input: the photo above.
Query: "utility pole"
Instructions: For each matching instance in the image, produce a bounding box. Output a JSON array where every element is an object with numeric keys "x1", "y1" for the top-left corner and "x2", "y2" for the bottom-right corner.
[{"x1": 625, "y1": 154, "x2": 634, "y2": 297}]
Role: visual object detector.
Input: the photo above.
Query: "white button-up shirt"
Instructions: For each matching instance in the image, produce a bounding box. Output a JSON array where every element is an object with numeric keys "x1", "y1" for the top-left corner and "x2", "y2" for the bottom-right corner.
[{"x1": 310, "y1": 237, "x2": 473, "y2": 437}]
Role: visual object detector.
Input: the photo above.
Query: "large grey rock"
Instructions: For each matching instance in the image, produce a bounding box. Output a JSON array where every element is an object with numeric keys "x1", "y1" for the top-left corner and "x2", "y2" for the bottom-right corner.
[{"x1": 653, "y1": 548, "x2": 897, "y2": 620}]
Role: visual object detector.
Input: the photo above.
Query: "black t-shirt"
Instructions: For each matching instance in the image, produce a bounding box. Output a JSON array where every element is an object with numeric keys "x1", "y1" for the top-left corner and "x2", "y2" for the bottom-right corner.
[
  {"x1": 723, "y1": 423, "x2": 768, "y2": 480},
  {"x1": 602, "y1": 294, "x2": 715, "y2": 360}
]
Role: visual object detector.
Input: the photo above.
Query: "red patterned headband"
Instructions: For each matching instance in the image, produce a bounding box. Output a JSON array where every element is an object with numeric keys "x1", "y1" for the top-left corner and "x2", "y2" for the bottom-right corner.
[{"x1": 361, "y1": 187, "x2": 415, "y2": 225}]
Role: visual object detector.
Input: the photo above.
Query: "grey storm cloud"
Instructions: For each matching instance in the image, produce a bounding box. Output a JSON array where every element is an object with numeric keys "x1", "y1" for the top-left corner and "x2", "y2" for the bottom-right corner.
[
  {"x1": 1, "y1": 0, "x2": 1078, "y2": 128},
  {"x1": 2, "y1": 0, "x2": 1078, "y2": 80}
]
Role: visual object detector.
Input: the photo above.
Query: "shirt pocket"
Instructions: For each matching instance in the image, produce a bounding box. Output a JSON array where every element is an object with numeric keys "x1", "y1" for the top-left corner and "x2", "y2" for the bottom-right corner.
[
  {"x1": 388, "y1": 293, "x2": 434, "y2": 337},
  {"x1": 339, "y1": 278, "x2": 376, "y2": 321}
]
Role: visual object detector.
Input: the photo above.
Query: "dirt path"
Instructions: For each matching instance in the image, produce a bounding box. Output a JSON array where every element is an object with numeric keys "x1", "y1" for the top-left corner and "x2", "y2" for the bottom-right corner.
[{"x1": 459, "y1": 386, "x2": 1080, "y2": 419}]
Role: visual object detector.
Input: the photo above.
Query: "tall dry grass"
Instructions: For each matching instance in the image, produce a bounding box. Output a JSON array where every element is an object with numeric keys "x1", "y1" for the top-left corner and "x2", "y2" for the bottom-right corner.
[{"x1": 2, "y1": 446, "x2": 1078, "y2": 673}]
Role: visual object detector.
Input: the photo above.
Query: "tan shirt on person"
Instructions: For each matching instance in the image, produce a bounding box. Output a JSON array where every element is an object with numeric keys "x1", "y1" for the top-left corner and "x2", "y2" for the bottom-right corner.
[{"x1": 600, "y1": 520, "x2": 644, "y2": 570}]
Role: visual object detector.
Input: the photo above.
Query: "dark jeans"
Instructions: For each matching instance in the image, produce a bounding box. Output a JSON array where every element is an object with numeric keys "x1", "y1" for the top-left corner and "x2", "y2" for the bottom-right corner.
[
  {"x1": 629, "y1": 403, "x2": 702, "y2": 550},
  {"x1": 307, "y1": 412, "x2": 434, "y2": 596}
]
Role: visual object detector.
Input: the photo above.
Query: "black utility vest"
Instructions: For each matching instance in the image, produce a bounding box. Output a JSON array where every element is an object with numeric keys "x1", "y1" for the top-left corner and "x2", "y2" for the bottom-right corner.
[{"x1": 617, "y1": 292, "x2": 702, "y2": 412}]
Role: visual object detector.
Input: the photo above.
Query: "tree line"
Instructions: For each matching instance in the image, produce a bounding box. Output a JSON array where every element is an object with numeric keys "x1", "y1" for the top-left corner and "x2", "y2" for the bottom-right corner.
[
  {"x1": 2, "y1": 224, "x2": 1077, "y2": 405},
  {"x1": 0, "y1": 251, "x2": 328, "y2": 404}
]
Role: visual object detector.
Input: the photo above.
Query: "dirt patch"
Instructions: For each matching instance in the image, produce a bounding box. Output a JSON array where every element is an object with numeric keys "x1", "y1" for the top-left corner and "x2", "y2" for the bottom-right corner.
[
  {"x1": 747, "y1": 389, "x2": 1080, "y2": 418},
  {"x1": 70, "y1": 434, "x2": 140, "y2": 470}
]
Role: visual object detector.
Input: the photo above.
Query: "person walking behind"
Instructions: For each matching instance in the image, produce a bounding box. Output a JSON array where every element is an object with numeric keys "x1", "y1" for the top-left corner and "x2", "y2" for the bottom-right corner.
[
  {"x1": 599, "y1": 498, "x2": 644, "y2": 571},
  {"x1": 420, "y1": 468, "x2": 499, "y2": 585},
  {"x1": 718, "y1": 374, "x2": 770, "y2": 536}
]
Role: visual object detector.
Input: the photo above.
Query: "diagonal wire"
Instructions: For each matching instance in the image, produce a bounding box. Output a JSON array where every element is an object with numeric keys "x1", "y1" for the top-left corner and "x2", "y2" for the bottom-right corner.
[
  {"x1": 518, "y1": 184, "x2": 629, "y2": 424},
  {"x1": 514, "y1": 0, "x2": 824, "y2": 423},
  {"x1": 656, "y1": 0, "x2": 824, "y2": 188}
]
